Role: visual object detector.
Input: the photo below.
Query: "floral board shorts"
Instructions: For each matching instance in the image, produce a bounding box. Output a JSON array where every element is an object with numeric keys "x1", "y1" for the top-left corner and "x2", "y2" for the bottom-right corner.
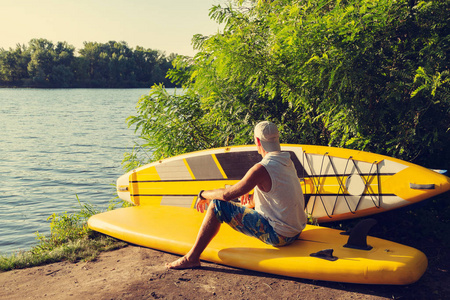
[{"x1": 212, "y1": 199, "x2": 299, "y2": 247}]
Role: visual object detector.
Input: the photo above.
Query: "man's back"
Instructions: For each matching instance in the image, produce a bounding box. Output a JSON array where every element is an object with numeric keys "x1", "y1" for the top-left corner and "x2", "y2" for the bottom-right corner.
[{"x1": 254, "y1": 151, "x2": 307, "y2": 237}]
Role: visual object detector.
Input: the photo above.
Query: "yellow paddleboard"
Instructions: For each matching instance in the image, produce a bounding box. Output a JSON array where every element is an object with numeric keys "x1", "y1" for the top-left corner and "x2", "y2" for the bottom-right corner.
[
  {"x1": 116, "y1": 144, "x2": 450, "y2": 223},
  {"x1": 88, "y1": 205, "x2": 428, "y2": 285}
]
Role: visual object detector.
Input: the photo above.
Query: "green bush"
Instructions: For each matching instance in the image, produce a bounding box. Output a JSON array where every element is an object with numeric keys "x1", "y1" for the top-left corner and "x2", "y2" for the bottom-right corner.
[{"x1": 127, "y1": 0, "x2": 449, "y2": 170}]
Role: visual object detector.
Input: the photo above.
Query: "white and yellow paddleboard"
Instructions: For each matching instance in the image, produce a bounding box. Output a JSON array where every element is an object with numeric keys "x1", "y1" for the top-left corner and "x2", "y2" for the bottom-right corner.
[
  {"x1": 117, "y1": 144, "x2": 450, "y2": 223},
  {"x1": 88, "y1": 205, "x2": 428, "y2": 285}
]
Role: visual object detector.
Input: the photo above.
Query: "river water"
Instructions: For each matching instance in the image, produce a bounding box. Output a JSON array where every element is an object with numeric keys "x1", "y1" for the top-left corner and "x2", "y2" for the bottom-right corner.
[{"x1": 0, "y1": 88, "x2": 159, "y2": 254}]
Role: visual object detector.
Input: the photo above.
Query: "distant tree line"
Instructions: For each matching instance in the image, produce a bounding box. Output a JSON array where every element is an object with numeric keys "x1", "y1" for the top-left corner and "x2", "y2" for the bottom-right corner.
[{"x1": 0, "y1": 38, "x2": 178, "y2": 88}]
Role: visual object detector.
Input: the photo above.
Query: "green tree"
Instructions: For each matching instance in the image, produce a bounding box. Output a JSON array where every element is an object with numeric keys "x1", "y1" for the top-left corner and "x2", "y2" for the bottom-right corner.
[
  {"x1": 27, "y1": 38, "x2": 56, "y2": 84},
  {"x1": 127, "y1": 0, "x2": 449, "y2": 170},
  {"x1": 0, "y1": 44, "x2": 29, "y2": 82},
  {"x1": 133, "y1": 46, "x2": 158, "y2": 84},
  {"x1": 106, "y1": 41, "x2": 133, "y2": 86},
  {"x1": 79, "y1": 42, "x2": 108, "y2": 86},
  {"x1": 0, "y1": 38, "x2": 177, "y2": 88},
  {"x1": 77, "y1": 41, "x2": 176, "y2": 88},
  {"x1": 50, "y1": 42, "x2": 76, "y2": 87}
]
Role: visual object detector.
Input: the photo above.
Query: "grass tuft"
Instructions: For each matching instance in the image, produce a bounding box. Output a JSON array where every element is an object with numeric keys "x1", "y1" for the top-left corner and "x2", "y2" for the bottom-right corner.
[{"x1": 0, "y1": 196, "x2": 129, "y2": 272}]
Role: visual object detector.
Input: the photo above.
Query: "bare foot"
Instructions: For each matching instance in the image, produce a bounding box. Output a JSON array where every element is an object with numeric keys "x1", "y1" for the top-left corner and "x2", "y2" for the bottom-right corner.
[{"x1": 166, "y1": 256, "x2": 201, "y2": 270}]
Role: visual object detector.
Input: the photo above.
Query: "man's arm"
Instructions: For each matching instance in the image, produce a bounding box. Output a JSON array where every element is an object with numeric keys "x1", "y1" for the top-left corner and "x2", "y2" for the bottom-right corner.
[{"x1": 197, "y1": 163, "x2": 271, "y2": 212}]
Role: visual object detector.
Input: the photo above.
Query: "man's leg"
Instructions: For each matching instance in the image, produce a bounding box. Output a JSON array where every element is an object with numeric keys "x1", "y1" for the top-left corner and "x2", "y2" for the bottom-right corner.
[{"x1": 166, "y1": 201, "x2": 221, "y2": 269}]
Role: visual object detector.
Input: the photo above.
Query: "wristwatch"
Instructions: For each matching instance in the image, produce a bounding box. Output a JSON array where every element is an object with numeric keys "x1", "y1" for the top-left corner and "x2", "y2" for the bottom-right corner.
[{"x1": 198, "y1": 190, "x2": 206, "y2": 200}]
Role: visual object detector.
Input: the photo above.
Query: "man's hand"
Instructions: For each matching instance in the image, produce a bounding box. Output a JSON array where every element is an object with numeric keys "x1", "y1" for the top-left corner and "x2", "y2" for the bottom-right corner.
[
  {"x1": 240, "y1": 193, "x2": 255, "y2": 208},
  {"x1": 196, "y1": 199, "x2": 210, "y2": 213}
]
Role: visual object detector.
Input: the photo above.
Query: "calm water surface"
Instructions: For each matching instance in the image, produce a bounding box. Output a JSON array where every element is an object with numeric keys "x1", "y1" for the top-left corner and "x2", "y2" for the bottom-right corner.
[{"x1": 0, "y1": 88, "x2": 156, "y2": 254}]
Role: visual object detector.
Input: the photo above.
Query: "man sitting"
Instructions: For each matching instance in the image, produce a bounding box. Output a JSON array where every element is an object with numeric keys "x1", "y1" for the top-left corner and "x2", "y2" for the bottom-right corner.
[{"x1": 166, "y1": 121, "x2": 307, "y2": 269}]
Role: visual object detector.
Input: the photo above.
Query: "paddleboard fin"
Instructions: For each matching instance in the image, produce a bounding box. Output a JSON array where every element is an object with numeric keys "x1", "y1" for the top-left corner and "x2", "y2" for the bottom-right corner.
[
  {"x1": 343, "y1": 218, "x2": 377, "y2": 251},
  {"x1": 310, "y1": 249, "x2": 338, "y2": 261}
]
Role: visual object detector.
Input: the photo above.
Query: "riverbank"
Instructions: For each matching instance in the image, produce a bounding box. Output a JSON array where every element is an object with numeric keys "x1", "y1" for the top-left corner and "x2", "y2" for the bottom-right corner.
[
  {"x1": 1, "y1": 194, "x2": 448, "y2": 299},
  {"x1": 0, "y1": 244, "x2": 447, "y2": 300}
]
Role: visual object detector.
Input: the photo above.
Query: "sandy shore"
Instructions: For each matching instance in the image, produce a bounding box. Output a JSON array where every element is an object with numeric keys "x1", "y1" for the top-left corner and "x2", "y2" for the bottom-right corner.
[{"x1": 1, "y1": 244, "x2": 447, "y2": 299}]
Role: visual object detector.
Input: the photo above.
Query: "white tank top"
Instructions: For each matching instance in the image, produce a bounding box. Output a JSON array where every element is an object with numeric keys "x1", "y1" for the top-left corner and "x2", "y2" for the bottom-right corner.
[{"x1": 254, "y1": 151, "x2": 307, "y2": 237}]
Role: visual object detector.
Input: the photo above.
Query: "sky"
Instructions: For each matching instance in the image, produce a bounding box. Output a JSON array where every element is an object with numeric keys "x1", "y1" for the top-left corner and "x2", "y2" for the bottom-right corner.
[{"x1": 0, "y1": 0, "x2": 225, "y2": 56}]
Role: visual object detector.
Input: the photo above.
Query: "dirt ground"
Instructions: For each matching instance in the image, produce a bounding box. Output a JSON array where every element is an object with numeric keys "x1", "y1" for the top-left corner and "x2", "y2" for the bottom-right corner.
[{"x1": 0, "y1": 244, "x2": 448, "y2": 300}]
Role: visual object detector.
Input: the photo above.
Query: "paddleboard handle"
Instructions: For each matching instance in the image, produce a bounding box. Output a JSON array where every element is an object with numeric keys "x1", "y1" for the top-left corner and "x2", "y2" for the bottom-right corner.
[
  {"x1": 343, "y1": 218, "x2": 377, "y2": 251},
  {"x1": 410, "y1": 183, "x2": 435, "y2": 190},
  {"x1": 118, "y1": 186, "x2": 129, "y2": 192}
]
